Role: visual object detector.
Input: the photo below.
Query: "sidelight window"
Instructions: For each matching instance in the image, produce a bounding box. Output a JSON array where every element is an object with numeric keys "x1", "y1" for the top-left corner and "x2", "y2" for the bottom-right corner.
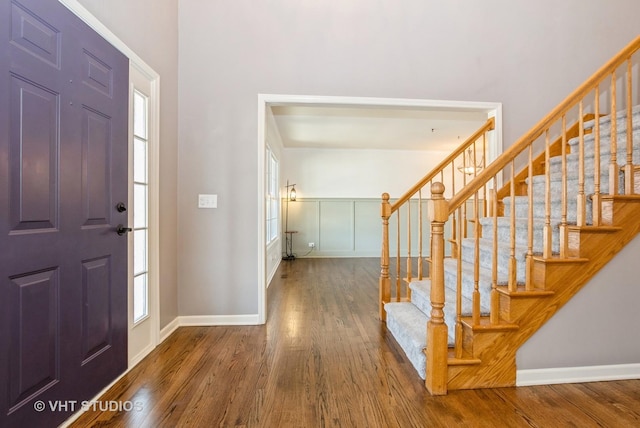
[{"x1": 133, "y1": 90, "x2": 149, "y2": 324}]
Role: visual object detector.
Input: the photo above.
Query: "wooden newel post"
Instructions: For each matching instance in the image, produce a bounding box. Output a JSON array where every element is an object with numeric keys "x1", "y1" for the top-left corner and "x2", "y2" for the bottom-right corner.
[
  {"x1": 380, "y1": 193, "x2": 391, "y2": 321},
  {"x1": 426, "y1": 182, "x2": 449, "y2": 395}
]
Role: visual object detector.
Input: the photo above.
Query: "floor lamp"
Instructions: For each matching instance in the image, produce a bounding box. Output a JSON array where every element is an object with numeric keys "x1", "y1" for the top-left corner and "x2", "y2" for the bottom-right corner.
[{"x1": 283, "y1": 180, "x2": 297, "y2": 260}]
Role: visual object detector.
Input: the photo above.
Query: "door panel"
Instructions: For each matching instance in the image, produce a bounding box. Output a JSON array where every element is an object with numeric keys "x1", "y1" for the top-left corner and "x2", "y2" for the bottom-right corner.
[
  {"x1": 9, "y1": 76, "x2": 59, "y2": 232},
  {"x1": 1, "y1": 0, "x2": 129, "y2": 426},
  {"x1": 7, "y1": 268, "x2": 59, "y2": 409},
  {"x1": 80, "y1": 256, "x2": 112, "y2": 363},
  {"x1": 81, "y1": 108, "x2": 112, "y2": 227}
]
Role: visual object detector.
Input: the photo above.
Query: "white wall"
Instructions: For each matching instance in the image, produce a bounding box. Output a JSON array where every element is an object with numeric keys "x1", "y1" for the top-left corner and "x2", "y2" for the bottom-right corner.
[
  {"x1": 76, "y1": 0, "x2": 179, "y2": 329},
  {"x1": 283, "y1": 148, "x2": 452, "y2": 199}
]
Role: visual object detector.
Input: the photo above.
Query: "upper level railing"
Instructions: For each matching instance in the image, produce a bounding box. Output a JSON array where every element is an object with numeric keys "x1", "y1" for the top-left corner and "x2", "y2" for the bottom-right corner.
[
  {"x1": 379, "y1": 117, "x2": 495, "y2": 318},
  {"x1": 380, "y1": 35, "x2": 640, "y2": 394}
]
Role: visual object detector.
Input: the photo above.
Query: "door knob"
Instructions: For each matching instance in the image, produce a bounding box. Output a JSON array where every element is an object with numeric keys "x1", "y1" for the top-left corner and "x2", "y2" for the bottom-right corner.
[
  {"x1": 116, "y1": 202, "x2": 127, "y2": 212},
  {"x1": 116, "y1": 224, "x2": 133, "y2": 235}
]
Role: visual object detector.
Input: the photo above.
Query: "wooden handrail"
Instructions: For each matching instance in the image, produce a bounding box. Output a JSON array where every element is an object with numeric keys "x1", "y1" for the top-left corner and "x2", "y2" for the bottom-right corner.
[
  {"x1": 448, "y1": 35, "x2": 640, "y2": 214},
  {"x1": 389, "y1": 117, "x2": 495, "y2": 213},
  {"x1": 381, "y1": 35, "x2": 640, "y2": 394}
]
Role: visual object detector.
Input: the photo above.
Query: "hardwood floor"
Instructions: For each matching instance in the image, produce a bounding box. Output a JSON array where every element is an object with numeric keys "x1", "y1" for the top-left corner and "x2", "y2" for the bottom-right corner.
[{"x1": 70, "y1": 258, "x2": 640, "y2": 427}]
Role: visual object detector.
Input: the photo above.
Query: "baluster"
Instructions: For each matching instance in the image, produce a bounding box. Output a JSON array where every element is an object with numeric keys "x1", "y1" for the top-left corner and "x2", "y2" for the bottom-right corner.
[
  {"x1": 526, "y1": 143, "x2": 534, "y2": 291},
  {"x1": 455, "y1": 205, "x2": 463, "y2": 358},
  {"x1": 396, "y1": 208, "x2": 401, "y2": 301},
  {"x1": 462, "y1": 150, "x2": 468, "y2": 239},
  {"x1": 577, "y1": 101, "x2": 586, "y2": 226},
  {"x1": 379, "y1": 193, "x2": 391, "y2": 320},
  {"x1": 482, "y1": 133, "x2": 488, "y2": 217},
  {"x1": 625, "y1": 59, "x2": 634, "y2": 194},
  {"x1": 406, "y1": 199, "x2": 412, "y2": 283},
  {"x1": 472, "y1": 190, "x2": 481, "y2": 325},
  {"x1": 490, "y1": 178, "x2": 500, "y2": 324},
  {"x1": 418, "y1": 189, "x2": 423, "y2": 280},
  {"x1": 543, "y1": 130, "x2": 553, "y2": 258},
  {"x1": 559, "y1": 115, "x2": 568, "y2": 258},
  {"x1": 610, "y1": 71, "x2": 619, "y2": 195},
  {"x1": 425, "y1": 182, "x2": 448, "y2": 395},
  {"x1": 508, "y1": 159, "x2": 517, "y2": 292},
  {"x1": 451, "y1": 162, "x2": 458, "y2": 258},
  {"x1": 593, "y1": 88, "x2": 602, "y2": 225}
]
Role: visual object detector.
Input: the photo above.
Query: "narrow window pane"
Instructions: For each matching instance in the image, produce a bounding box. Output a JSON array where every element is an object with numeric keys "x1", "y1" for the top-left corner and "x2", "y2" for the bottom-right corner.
[
  {"x1": 134, "y1": 137, "x2": 147, "y2": 183},
  {"x1": 270, "y1": 218, "x2": 278, "y2": 241},
  {"x1": 134, "y1": 184, "x2": 147, "y2": 229},
  {"x1": 133, "y1": 274, "x2": 148, "y2": 322},
  {"x1": 134, "y1": 229, "x2": 147, "y2": 275},
  {"x1": 133, "y1": 92, "x2": 147, "y2": 139}
]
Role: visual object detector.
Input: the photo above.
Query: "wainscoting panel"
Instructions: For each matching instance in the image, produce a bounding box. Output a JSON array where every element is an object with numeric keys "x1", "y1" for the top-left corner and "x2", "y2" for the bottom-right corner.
[
  {"x1": 284, "y1": 198, "x2": 437, "y2": 258},
  {"x1": 354, "y1": 200, "x2": 381, "y2": 252},
  {"x1": 319, "y1": 200, "x2": 353, "y2": 252}
]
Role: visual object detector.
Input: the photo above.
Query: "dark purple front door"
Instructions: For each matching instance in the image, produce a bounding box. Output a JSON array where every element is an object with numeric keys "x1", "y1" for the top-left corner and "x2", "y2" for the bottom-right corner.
[{"x1": 0, "y1": 0, "x2": 129, "y2": 426}]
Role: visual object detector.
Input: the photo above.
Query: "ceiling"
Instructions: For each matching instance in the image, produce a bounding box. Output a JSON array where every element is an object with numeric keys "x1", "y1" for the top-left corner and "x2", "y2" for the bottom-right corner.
[{"x1": 270, "y1": 104, "x2": 489, "y2": 152}]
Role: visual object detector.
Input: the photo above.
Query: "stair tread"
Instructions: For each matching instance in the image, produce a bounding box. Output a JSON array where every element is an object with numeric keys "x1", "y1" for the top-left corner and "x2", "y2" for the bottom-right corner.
[
  {"x1": 565, "y1": 225, "x2": 622, "y2": 233},
  {"x1": 459, "y1": 316, "x2": 520, "y2": 331},
  {"x1": 495, "y1": 285, "x2": 555, "y2": 297}
]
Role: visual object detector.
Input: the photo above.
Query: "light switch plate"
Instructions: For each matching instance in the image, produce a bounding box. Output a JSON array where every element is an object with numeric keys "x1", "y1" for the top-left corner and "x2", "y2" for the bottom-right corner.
[{"x1": 198, "y1": 194, "x2": 217, "y2": 208}]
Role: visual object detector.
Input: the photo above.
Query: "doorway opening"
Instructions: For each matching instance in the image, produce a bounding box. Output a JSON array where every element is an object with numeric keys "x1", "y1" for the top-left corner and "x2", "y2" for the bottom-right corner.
[{"x1": 257, "y1": 95, "x2": 503, "y2": 324}]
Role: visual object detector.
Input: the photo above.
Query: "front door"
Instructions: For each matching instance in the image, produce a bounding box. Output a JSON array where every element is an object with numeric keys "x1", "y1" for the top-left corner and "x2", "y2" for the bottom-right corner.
[{"x1": 0, "y1": 0, "x2": 129, "y2": 426}]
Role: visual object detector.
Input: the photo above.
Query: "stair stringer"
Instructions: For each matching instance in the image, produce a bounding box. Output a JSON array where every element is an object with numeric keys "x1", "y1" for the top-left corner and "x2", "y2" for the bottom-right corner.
[{"x1": 445, "y1": 196, "x2": 640, "y2": 391}]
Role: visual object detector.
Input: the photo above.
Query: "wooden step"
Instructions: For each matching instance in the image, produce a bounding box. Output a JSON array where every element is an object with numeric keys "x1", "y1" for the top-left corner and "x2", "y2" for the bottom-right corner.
[
  {"x1": 447, "y1": 347, "x2": 481, "y2": 366},
  {"x1": 459, "y1": 316, "x2": 519, "y2": 332}
]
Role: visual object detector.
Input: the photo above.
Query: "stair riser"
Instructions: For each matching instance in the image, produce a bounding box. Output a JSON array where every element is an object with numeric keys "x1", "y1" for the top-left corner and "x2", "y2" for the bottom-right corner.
[
  {"x1": 529, "y1": 174, "x2": 620, "y2": 200},
  {"x1": 503, "y1": 197, "x2": 593, "y2": 224},
  {"x1": 412, "y1": 288, "x2": 458, "y2": 336},
  {"x1": 459, "y1": 239, "x2": 525, "y2": 281},
  {"x1": 442, "y1": 268, "x2": 494, "y2": 310},
  {"x1": 579, "y1": 107, "x2": 640, "y2": 140},
  {"x1": 385, "y1": 310, "x2": 426, "y2": 379},
  {"x1": 478, "y1": 221, "x2": 560, "y2": 254},
  {"x1": 548, "y1": 151, "x2": 640, "y2": 177}
]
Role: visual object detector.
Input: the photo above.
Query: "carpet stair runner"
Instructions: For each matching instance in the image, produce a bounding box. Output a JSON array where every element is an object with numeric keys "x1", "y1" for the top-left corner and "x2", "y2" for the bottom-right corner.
[{"x1": 384, "y1": 106, "x2": 640, "y2": 379}]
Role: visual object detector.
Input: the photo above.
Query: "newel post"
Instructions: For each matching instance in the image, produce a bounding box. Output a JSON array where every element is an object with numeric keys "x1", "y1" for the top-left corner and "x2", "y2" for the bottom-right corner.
[
  {"x1": 426, "y1": 182, "x2": 449, "y2": 395},
  {"x1": 379, "y1": 193, "x2": 391, "y2": 321}
]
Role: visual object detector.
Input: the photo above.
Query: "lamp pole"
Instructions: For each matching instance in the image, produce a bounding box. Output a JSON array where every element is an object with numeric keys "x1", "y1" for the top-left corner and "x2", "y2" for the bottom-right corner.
[{"x1": 283, "y1": 180, "x2": 297, "y2": 260}]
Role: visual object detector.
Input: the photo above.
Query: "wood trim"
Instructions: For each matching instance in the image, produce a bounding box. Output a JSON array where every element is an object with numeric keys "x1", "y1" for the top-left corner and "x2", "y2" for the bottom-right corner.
[
  {"x1": 390, "y1": 117, "x2": 495, "y2": 213},
  {"x1": 448, "y1": 197, "x2": 640, "y2": 391}
]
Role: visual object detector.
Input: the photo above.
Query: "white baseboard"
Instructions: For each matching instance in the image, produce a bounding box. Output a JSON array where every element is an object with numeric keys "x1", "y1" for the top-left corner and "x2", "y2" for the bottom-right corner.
[
  {"x1": 178, "y1": 314, "x2": 260, "y2": 326},
  {"x1": 128, "y1": 343, "x2": 155, "y2": 369},
  {"x1": 267, "y1": 258, "x2": 281, "y2": 287},
  {"x1": 517, "y1": 363, "x2": 640, "y2": 386},
  {"x1": 159, "y1": 317, "x2": 180, "y2": 342}
]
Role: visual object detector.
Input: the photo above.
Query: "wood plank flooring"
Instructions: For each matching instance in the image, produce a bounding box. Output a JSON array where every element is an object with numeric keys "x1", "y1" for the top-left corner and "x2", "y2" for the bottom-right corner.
[{"x1": 70, "y1": 258, "x2": 640, "y2": 427}]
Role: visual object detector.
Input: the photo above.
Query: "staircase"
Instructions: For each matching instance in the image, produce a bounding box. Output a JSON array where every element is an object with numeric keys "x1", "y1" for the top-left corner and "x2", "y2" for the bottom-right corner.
[{"x1": 379, "y1": 36, "x2": 640, "y2": 394}]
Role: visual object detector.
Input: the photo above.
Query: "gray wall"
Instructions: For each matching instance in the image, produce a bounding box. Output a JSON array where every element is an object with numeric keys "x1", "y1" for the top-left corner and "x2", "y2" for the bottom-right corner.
[
  {"x1": 76, "y1": 0, "x2": 179, "y2": 329},
  {"x1": 177, "y1": 0, "x2": 640, "y2": 368},
  {"x1": 74, "y1": 0, "x2": 640, "y2": 370},
  {"x1": 518, "y1": 234, "x2": 640, "y2": 369}
]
